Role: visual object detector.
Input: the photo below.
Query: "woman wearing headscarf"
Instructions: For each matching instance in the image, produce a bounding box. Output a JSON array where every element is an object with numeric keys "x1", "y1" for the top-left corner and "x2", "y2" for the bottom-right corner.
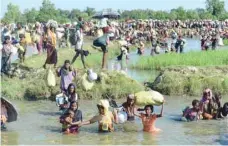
[
  {"x1": 65, "y1": 83, "x2": 78, "y2": 103},
  {"x1": 56, "y1": 60, "x2": 76, "y2": 93},
  {"x1": 43, "y1": 21, "x2": 58, "y2": 69},
  {"x1": 60, "y1": 101, "x2": 82, "y2": 133},
  {"x1": 78, "y1": 100, "x2": 118, "y2": 132}
]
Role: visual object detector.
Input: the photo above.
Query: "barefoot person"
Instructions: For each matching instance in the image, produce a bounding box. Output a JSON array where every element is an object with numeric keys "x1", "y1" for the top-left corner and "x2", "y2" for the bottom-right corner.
[
  {"x1": 134, "y1": 104, "x2": 164, "y2": 133},
  {"x1": 93, "y1": 31, "x2": 110, "y2": 69},
  {"x1": 43, "y1": 22, "x2": 58, "y2": 69},
  {"x1": 71, "y1": 17, "x2": 86, "y2": 69}
]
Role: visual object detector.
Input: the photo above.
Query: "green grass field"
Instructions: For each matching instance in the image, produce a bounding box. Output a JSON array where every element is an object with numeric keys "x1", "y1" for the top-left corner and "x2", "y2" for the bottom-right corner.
[
  {"x1": 2, "y1": 42, "x2": 144, "y2": 100},
  {"x1": 131, "y1": 49, "x2": 228, "y2": 70}
]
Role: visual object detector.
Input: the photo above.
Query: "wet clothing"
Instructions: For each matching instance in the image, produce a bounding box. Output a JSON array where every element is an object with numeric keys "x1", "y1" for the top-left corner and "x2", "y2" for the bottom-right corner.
[
  {"x1": 141, "y1": 114, "x2": 161, "y2": 132},
  {"x1": 89, "y1": 112, "x2": 114, "y2": 132},
  {"x1": 61, "y1": 109, "x2": 82, "y2": 133},
  {"x1": 122, "y1": 102, "x2": 135, "y2": 121},
  {"x1": 182, "y1": 107, "x2": 201, "y2": 121},
  {"x1": 200, "y1": 98, "x2": 218, "y2": 119},
  {"x1": 63, "y1": 109, "x2": 82, "y2": 123}
]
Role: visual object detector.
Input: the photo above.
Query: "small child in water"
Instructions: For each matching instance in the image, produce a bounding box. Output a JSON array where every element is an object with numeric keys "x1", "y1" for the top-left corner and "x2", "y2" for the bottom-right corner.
[
  {"x1": 60, "y1": 110, "x2": 79, "y2": 134},
  {"x1": 182, "y1": 99, "x2": 202, "y2": 121},
  {"x1": 134, "y1": 104, "x2": 164, "y2": 133}
]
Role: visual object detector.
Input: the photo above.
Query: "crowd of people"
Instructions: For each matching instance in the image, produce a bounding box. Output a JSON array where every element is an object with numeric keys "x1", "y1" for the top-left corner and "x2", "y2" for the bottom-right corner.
[
  {"x1": 1, "y1": 17, "x2": 228, "y2": 133},
  {"x1": 182, "y1": 88, "x2": 228, "y2": 121},
  {"x1": 57, "y1": 85, "x2": 228, "y2": 134},
  {"x1": 1, "y1": 18, "x2": 228, "y2": 74}
]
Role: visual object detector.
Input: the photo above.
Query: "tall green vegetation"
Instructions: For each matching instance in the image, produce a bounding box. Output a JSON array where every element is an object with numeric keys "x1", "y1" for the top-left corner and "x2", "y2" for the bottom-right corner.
[
  {"x1": 1, "y1": 0, "x2": 228, "y2": 24},
  {"x1": 131, "y1": 50, "x2": 228, "y2": 70}
]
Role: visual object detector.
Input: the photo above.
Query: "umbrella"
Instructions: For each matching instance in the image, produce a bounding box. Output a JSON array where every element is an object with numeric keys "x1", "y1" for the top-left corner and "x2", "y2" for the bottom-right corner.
[
  {"x1": 1, "y1": 97, "x2": 18, "y2": 122},
  {"x1": 92, "y1": 9, "x2": 120, "y2": 19}
]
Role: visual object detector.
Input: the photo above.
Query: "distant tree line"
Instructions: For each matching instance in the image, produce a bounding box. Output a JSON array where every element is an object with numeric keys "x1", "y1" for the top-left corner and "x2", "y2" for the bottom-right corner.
[{"x1": 1, "y1": 0, "x2": 227, "y2": 24}]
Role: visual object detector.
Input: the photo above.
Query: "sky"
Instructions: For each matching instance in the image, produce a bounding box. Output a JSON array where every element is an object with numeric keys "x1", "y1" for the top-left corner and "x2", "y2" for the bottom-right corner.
[{"x1": 1, "y1": 0, "x2": 228, "y2": 17}]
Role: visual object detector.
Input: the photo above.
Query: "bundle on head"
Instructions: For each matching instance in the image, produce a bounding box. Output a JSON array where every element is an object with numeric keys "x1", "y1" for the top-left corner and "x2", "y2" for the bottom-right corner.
[{"x1": 46, "y1": 20, "x2": 58, "y2": 28}]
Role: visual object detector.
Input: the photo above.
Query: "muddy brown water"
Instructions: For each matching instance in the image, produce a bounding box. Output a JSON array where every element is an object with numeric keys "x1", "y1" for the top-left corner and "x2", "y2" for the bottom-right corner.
[{"x1": 1, "y1": 97, "x2": 228, "y2": 145}]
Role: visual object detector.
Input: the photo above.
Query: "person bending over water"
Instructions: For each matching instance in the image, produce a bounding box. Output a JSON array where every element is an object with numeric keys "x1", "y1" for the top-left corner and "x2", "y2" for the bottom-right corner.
[
  {"x1": 78, "y1": 100, "x2": 118, "y2": 132},
  {"x1": 134, "y1": 104, "x2": 164, "y2": 133}
]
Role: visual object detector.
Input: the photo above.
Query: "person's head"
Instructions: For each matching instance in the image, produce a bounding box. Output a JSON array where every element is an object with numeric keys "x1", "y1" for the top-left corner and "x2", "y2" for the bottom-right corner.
[
  {"x1": 35, "y1": 22, "x2": 40, "y2": 28},
  {"x1": 66, "y1": 110, "x2": 75, "y2": 118},
  {"x1": 17, "y1": 22, "x2": 22, "y2": 29},
  {"x1": 64, "y1": 60, "x2": 71, "y2": 69},
  {"x1": 4, "y1": 36, "x2": 11, "y2": 44},
  {"x1": 97, "y1": 100, "x2": 109, "y2": 115},
  {"x1": 69, "y1": 101, "x2": 78, "y2": 111},
  {"x1": 203, "y1": 88, "x2": 212, "y2": 100},
  {"x1": 127, "y1": 94, "x2": 135, "y2": 105},
  {"x1": 67, "y1": 83, "x2": 76, "y2": 94},
  {"x1": 192, "y1": 99, "x2": 200, "y2": 111},
  {"x1": 144, "y1": 105, "x2": 154, "y2": 115},
  {"x1": 78, "y1": 17, "x2": 83, "y2": 22},
  {"x1": 222, "y1": 102, "x2": 228, "y2": 116},
  {"x1": 19, "y1": 34, "x2": 25, "y2": 40},
  {"x1": 50, "y1": 26, "x2": 55, "y2": 32},
  {"x1": 97, "y1": 104, "x2": 105, "y2": 115}
]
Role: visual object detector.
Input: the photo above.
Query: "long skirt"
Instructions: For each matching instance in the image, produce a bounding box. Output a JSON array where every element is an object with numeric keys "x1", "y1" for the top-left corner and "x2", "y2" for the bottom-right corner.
[{"x1": 45, "y1": 44, "x2": 57, "y2": 65}]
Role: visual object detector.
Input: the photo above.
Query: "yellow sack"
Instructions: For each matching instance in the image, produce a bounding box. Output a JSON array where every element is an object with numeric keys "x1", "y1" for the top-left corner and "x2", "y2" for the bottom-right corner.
[
  {"x1": 81, "y1": 73, "x2": 94, "y2": 91},
  {"x1": 25, "y1": 32, "x2": 32, "y2": 44},
  {"x1": 47, "y1": 68, "x2": 56, "y2": 87},
  {"x1": 135, "y1": 90, "x2": 164, "y2": 106}
]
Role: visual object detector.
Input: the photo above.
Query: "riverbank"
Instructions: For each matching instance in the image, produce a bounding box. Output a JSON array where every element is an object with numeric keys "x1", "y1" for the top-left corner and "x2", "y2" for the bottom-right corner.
[
  {"x1": 1, "y1": 42, "x2": 145, "y2": 100},
  {"x1": 146, "y1": 66, "x2": 228, "y2": 96},
  {"x1": 131, "y1": 49, "x2": 228, "y2": 70}
]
